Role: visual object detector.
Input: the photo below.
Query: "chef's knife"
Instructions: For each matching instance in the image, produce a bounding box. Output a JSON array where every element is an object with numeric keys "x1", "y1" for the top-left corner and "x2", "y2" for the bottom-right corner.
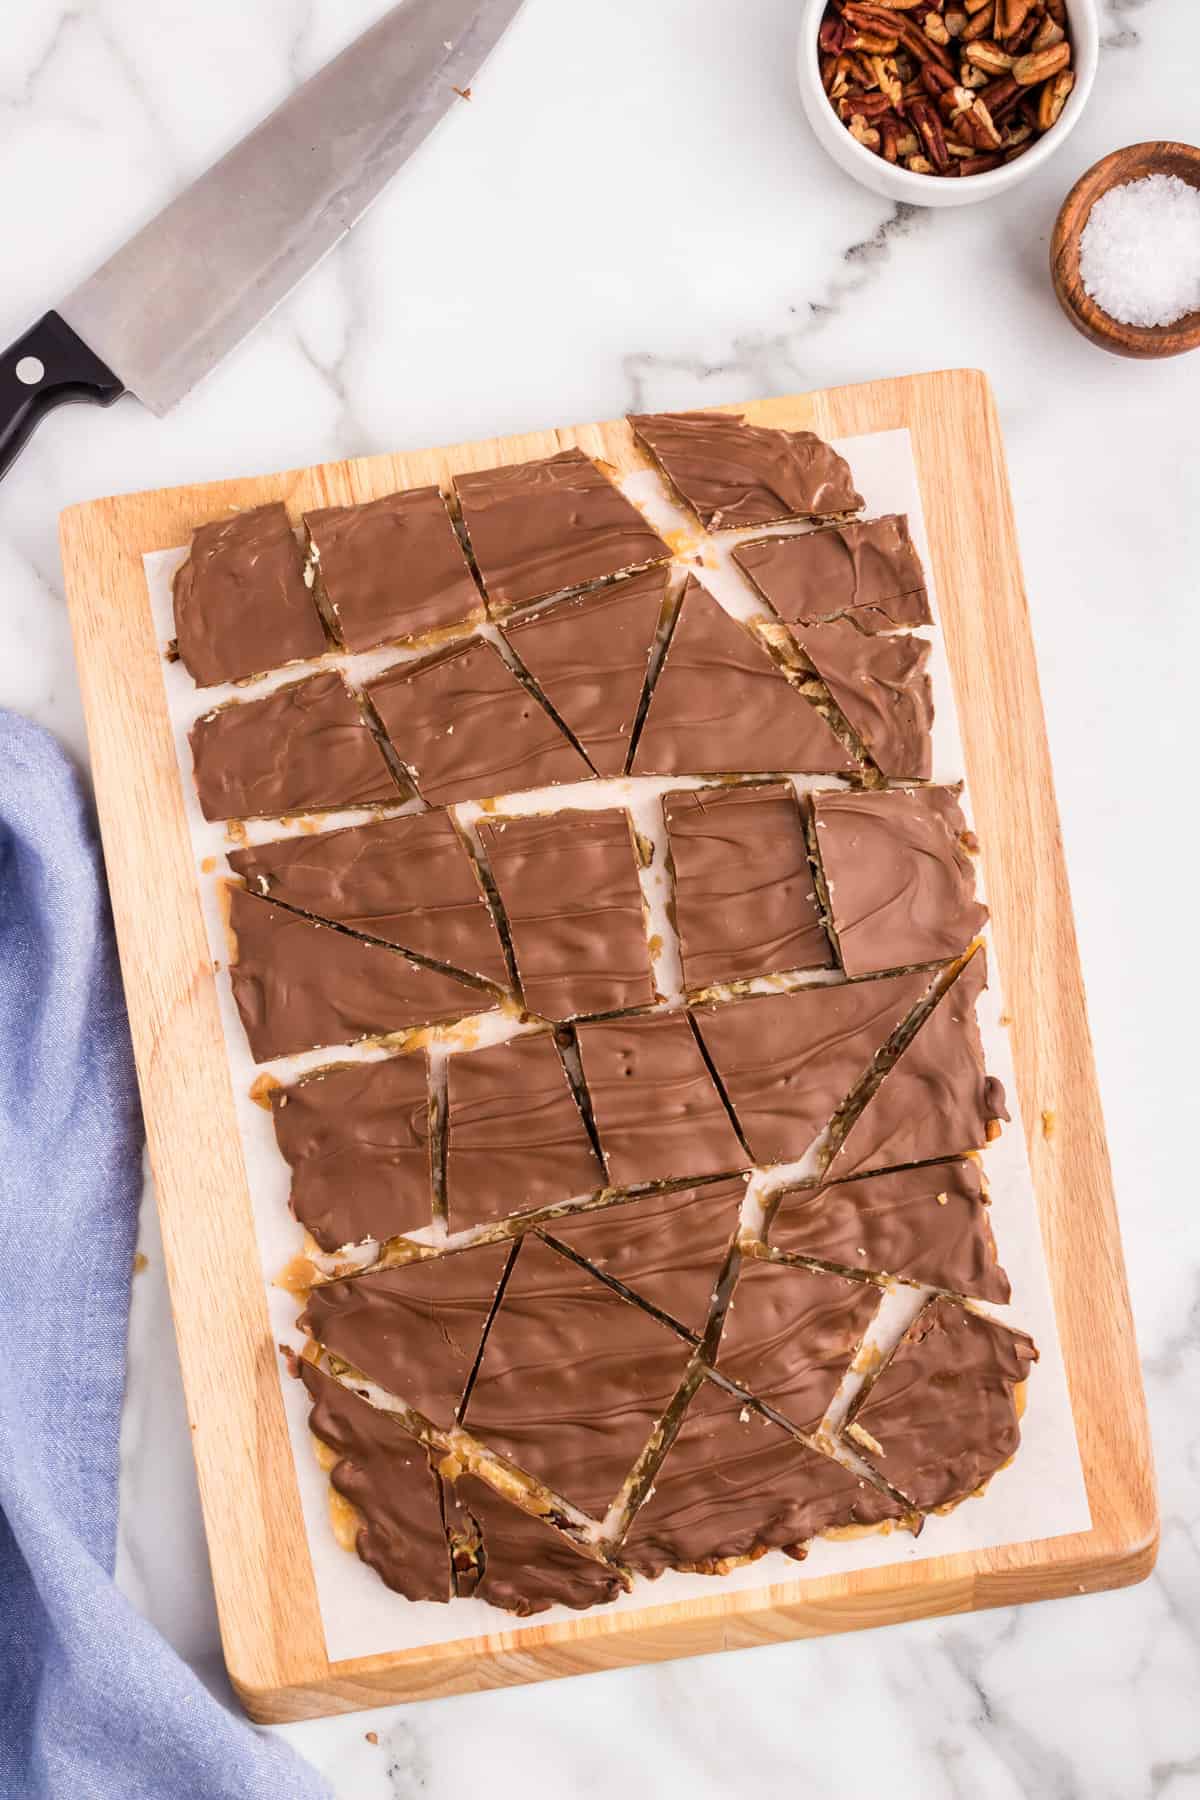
[{"x1": 0, "y1": 0, "x2": 524, "y2": 480}]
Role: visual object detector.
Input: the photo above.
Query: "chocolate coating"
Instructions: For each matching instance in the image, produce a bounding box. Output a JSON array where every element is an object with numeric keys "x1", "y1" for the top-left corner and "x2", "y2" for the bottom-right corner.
[
  {"x1": 300, "y1": 1239, "x2": 512, "y2": 1427},
  {"x1": 304, "y1": 487, "x2": 483, "y2": 652},
  {"x1": 300, "y1": 1363, "x2": 451, "y2": 1602},
  {"x1": 692, "y1": 969, "x2": 930, "y2": 1166},
  {"x1": 574, "y1": 1011, "x2": 748, "y2": 1186},
  {"x1": 191, "y1": 672, "x2": 402, "y2": 821},
  {"x1": 812, "y1": 786, "x2": 988, "y2": 978},
  {"x1": 229, "y1": 809, "x2": 509, "y2": 987},
  {"x1": 366, "y1": 636, "x2": 593, "y2": 806},
  {"x1": 447, "y1": 1473, "x2": 625, "y2": 1615},
  {"x1": 715, "y1": 1257, "x2": 882, "y2": 1433},
  {"x1": 462, "y1": 1233, "x2": 694, "y2": 1517},
  {"x1": 630, "y1": 578, "x2": 855, "y2": 777},
  {"x1": 227, "y1": 886, "x2": 489, "y2": 1061},
  {"x1": 630, "y1": 411, "x2": 863, "y2": 530},
  {"x1": 663, "y1": 783, "x2": 830, "y2": 990},
  {"x1": 500, "y1": 566, "x2": 668, "y2": 775},
  {"x1": 792, "y1": 620, "x2": 933, "y2": 780},
  {"x1": 173, "y1": 502, "x2": 326, "y2": 687},
  {"x1": 845, "y1": 1295, "x2": 1037, "y2": 1510},
  {"x1": 478, "y1": 810, "x2": 654, "y2": 1020},
  {"x1": 770, "y1": 1159, "x2": 1010, "y2": 1303},
  {"x1": 733, "y1": 516, "x2": 931, "y2": 631},
  {"x1": 454, "y1": 449, "x2": 670, "y2": 612},
  {"x1": 445, "y1": 1033, "x2": 603, "y2": 1231}
]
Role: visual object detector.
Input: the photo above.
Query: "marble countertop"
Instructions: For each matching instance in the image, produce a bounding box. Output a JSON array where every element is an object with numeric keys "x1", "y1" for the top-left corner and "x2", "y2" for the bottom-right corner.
[{"x1": 2, "y1": 1, "x2": 1197, "y2": 1793}]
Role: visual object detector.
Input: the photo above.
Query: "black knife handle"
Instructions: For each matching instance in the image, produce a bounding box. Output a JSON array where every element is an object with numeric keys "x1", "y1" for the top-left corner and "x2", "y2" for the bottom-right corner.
[{"x1": 0, "y1": 312, "x2": 124, "y2": 480}]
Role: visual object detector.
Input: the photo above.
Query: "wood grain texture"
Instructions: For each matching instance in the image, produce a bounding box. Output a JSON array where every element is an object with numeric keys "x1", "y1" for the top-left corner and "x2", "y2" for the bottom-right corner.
[{"x1": 59, "y1": 371, "x2": 1156, "y2": 1723}]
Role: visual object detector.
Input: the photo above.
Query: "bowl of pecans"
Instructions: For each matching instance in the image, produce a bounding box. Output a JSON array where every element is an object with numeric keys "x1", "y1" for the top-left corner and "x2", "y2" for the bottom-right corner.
[{"x1": 799, "y1": 0, "x2": 1098, "y2": 206}]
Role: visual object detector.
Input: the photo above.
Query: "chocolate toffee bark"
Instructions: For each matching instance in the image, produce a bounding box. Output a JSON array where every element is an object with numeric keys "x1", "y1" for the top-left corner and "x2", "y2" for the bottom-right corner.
[
  {"x1": 811, "y1": 786, "x2": 987, "y2": 978},
  {"x1": 791, "y1": 620, "x2": 933, "y2": 781},
  {"x1": 229, "y1": 809, "x2": 509, "y2": 988},
  {"x1": 629, "y1": 578, "x2": 855, "y2": 777},
  {"x1": 477, "y1": 810, "x2": 654, "y2": 1020},
  {"x1": 454, "y1": 448, "x2": 670, "y2": 613},
  {"x1": 692, "y1": 969, "x2": 932, "y2": 1166},
  {"x1": 499, "y1": 566, "x2": 669, "y2": 776},
  {"x1": 770, "y1": 1160, "x2": 1010, "y2": 1304},
  {"x1": 574, "y1": 1011, "x2": 748, "y2": 1186},
  {"x1": 304, "y1": 487, "x2": 483, "y2": 652},
  {"x1": 546, "y1": 1178, "x2": 748, "y2": 1335},
  {"x1": 620, "y1": 1375, "x2": 905, "y2": 1578},
  {"x1": 191, "y1": 672, "x2": 403, "y2": 821},
  {"x1": 629, "y1": 411, "x2": 863, "y2": 530},
  {"x1": 714, "y1": 1257, "x2": 882, "y2": 1434},
  {"x1": 446, "y1": 1473, "x2": 625, "y2": 1615},
  {"x1": 272, "y1": 1055, "x2": 432, "y2": 1252},
  {"x1": 462, "y1": 1232, "x2": 694, "y2": 1518},
  {"x1": 173, "y1": 502, "x2": 326, "y2": 687},
  {"x1": 301, "y1": 1239, "x2": 512, "y2": 1427},
  {"x1": 843, "y1": 1295, "x2": 1037, "y2": 1510},
  {"x1": 365, "y1": 636, "x2": 592, "y2": 806},
  {"x1": 300, "y1": 1363, "x2": 451, "y2": 1602},
  {"x1": 444, "y1": 1032, "x2": 603, "y2": 1232},
  {"x1": 663, "y1": 783, "x2": 830, "y2": 990},
  {"x1": 733, "y1": 516, "x2": 932, "y2": 632},
  {"x1": 226, "y1": 887, "x2": 490, "y2": 1061},
  {"x1": 829, "y1": 950, "x2": 1008, "y2": 1179}
]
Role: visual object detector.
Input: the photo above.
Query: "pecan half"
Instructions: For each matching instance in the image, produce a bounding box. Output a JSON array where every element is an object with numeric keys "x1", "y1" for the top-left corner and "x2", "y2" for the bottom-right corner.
[
  {"x1": 964, "y1": 39, "x2": 1015, "y2": 72},
  {"x1": 1012, "y1": 41, "x2": 1070, "y2": 84},
  {"x1": 1036, "y1": 66, "x2": 1075, "y2": 129}
]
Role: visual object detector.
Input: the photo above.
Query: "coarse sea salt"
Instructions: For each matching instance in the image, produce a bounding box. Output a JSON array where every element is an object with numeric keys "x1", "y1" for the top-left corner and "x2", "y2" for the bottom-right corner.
[{"x1": 1078, "y1": 172, "x2": 1200, "y2": 329}]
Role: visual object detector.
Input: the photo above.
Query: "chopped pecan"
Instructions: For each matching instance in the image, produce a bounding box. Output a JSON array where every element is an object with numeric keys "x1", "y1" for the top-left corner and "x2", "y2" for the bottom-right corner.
[
  {"x1": 820, "y1": 15, "x2": 850, "y2": 51},
  {"x1": 968, "y1": 96, "x2": 1003, "y2": 148},
  {"x1": 944, "y1": 9, "x2": 968, "y2": 35},
  {"x1": 959, "y1": 150, "x2": 1005, "y2": 174},
  {"x1": 993, "y1": 0, "x2": 1034, "y2": 39},
  {"x1": 878, "y1": 111, "x2": 904, "y2": 160},
  {"x1": 909, "y1": 95, "x2": 951, "y2": 169},
  {"x1": 1031, "y1": 16, "x2": 1065, "y2": 50},
  {"x1": 906, "y1": 153, "x2": 935, "y2": 172},
  {"x1": 1036, "y1": 66, "x2": 1074, "y2": 128},
  {"x1": 979, "y1": 74, "x2": 1022, "y2": 119},
  {"x1": 964, "y1": 39, "x2": 1015, "y2": 72},
  {"x1": 1012, "y1": 41, "x2": 1070, "y2": 83},
  {"x1": 962, "y1": 3, "x2": 996, "y2": 39},
  {"x1": 923, "y1": 11, "x2": 951, "y2": 45},
  {"x1": 848, "y1": 112, "x2": 882, "y2": 149}
]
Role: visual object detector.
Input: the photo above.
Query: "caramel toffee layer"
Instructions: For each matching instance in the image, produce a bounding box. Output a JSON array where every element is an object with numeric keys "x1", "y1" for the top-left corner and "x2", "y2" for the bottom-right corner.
[
  {"x1": 715, "y1": 1257, "x2": 882, "y2": 1435},
  {"x1": 629, "y1": 411, "x2": 863, "y2": 530},
  {"x1": 733, "y1": 515, "x2": 932, "y2": 632},
  {"x1": 446, "y1": 1473, "x2": 626, "y2": 1616},
  {"x1": 173, "y1": 502, "x2": 326, "y2": 688},
  {"x1": 791, "y1": 620, "x2": 933, "y2": 781}
]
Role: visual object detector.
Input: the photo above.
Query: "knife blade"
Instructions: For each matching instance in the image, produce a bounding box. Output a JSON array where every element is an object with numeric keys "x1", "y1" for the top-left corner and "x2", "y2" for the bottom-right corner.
[{"x1": 0, "y1": 0, "x2": 524, "y2": 480}]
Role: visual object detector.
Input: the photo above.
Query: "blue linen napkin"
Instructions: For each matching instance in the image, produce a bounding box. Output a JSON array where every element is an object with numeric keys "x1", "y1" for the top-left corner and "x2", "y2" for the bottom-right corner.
[{"x1": 0, "y1": 712, "x2": 328, "y2": 1800}]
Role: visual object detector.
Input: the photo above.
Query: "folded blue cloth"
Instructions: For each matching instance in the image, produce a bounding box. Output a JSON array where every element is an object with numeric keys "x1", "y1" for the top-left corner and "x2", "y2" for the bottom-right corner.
[{"x1": 0, "y1": 712, "x2": 327, "y2": 1800}]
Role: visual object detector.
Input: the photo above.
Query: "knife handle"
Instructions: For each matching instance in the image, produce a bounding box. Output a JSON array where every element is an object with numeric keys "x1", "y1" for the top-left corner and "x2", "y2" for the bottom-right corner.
[{"x1": 0, "y1": 312, "x2": 124, "y2": 481}]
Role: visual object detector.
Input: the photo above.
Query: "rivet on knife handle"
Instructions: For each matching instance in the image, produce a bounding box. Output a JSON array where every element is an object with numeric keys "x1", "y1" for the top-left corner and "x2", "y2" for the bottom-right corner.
[{"x1": 0, "y1": 313, "x2": 124, "y2": 481}]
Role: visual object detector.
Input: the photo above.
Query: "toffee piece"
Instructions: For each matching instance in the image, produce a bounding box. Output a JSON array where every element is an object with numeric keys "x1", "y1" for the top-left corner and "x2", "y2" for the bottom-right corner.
[
  {"x1": 191, "y1": 672, "x2": 402, "y2": 821},
  {"x1": 446, "y1": 1473, "x2": 625, "y2": 1615},
  {"x1": 663, "y1": 783, "x2": 830, "y2": 990},
  {"x1": 173, "y1": 502, "x2": 326, "y2": 687},
  {"x1": 733, "y1": 516, "x2": 932, "y2": 632},
  {"x1": 365, "y1": 636, "x2": 592, "y2": 806},
  {"x1": 629, "y1": 410, "x2": 863, "y2": 530},
  {"x1": 630, "y1": 578, "x2": 855, "y2": 778},
  {"x1": 455, "y1": 449, "x2": 670, "y2": 613},
  {"x1": 811, "y1": 786, "x2": 987, "y2": 978},
  {"x1": 478, "y1": 810, "x2": 654, "y2": 1020},
  {"x1": 844, "y1": 1295, "x2": 1038, "y2": 1510},
  {"x1": 791, "y1": 620, "x2": 933, "y2": 780},
  {"x1": 715, "y1": 1256, "x2": 882, "y2": 1433},
  {"x1": 304, "y1": 486, "x2": 483, "y2": 652}
]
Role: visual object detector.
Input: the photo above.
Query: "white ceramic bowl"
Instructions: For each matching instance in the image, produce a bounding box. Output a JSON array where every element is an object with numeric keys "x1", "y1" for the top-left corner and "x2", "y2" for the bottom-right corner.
[{"x1": 797, "y1": 0, "x2": 1098, "y2": 207}]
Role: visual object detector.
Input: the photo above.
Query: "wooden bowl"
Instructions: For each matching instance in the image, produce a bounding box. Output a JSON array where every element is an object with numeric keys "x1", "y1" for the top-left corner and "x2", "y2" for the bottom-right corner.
[{"x1": 1051, "y1": 142, "x2": 1200, "y2": 358}]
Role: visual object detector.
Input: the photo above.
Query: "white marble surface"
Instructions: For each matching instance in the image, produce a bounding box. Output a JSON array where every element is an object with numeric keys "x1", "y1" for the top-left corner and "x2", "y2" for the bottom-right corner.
[{"x1": 1, "y1": 0, "x2": 1198, "y2": 1793}]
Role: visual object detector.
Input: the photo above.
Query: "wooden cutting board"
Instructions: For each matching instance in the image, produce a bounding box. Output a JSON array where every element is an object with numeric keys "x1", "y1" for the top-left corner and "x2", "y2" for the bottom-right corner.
[{"x1": 60, "y1": 371, "x2": 1156, "y2": 1723}]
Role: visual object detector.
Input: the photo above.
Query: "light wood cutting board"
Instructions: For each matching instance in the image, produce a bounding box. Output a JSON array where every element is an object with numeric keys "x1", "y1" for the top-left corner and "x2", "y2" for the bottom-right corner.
[{"x1": 59, "y1": 371, "x2": 1156, "y2": 1723}]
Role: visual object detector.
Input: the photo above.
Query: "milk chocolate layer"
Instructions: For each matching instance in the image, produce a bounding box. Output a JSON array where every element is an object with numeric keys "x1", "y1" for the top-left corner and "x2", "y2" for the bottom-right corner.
[
  {"x1": 272, "y1": 1055, "x2": 431, "y2": 1252},
  {"x1": 478, "y1": 810, "x2": 654, "y2": 1020},
  {"x1": 500, "y1": 566, "x2": 668, "y2": 775},
  {"x1": 845, "y1": 1295, "x2": 1037, "y2": 1510},
  {"x1": 812, "y1": 786, "x2": 988, "y2": 978},
  {"x1": 733, "y1": 516, "x2": 931, "y2": 631},
  {"x1": 300, "y1": 1239, "x2": 512, "y2": 1427},
  {"x1": 454, "y1": 449, "x2": 670, "y2": 613},
  {"x1": 447, "y1": 1473, "x2": 625, "y2": 1615},
  {"x1": 445, "y1": 1033, "x2": 603, "y2": 1232},
  {"x1": 300, "y1": 1363, "x2": 451, "y2": 1602},
  {"x1": 173, "y1": 503, "x2": 326, "y2": 687},
  {"x1": 629, "y1": 412, "x2": 863, "y2": 530},
  {"x1": 792, "y1": 620, "x2": 933, "y2": 780},
  {"x1": 715, "y1": 1257, "x2": 882, "y2": 1433},
  {"x1": 574, "y1": 1011, "x2": 748, "y2": 1187},
  {"x1": 664, "y1": 783, "x2": 830, "y2": 990},
  {"x1": 630, "y1": 578, "x2": 854, "y2": 777},
  {"x1": 770, "y1": 1160, "x2": 1010, "y2": 1303},
  {"x1": 191, "y1": 672, "x2": 402, "y2": 821},
  {"x1": 304, "y1": 487, "x2": 483, "y2": 652},
  {"x1": 692, "y1": 970, "x2": 931, "y2": 1167},
  {"x1": 620, "y1": 1375, "x2": 904, "y2": 1578},
  {"x1": 227, "y1": 887, "x2": 489, "y2": 1061},
  {"x1": 462, "y1": 1233, "x2": 694, "y2": 1517},
  {"x1": 366, "y1": 636, "x2": 592, "y2": 806},
  {"x1": 229, "y1": 809, "x2": 509, "y2": 987}
]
